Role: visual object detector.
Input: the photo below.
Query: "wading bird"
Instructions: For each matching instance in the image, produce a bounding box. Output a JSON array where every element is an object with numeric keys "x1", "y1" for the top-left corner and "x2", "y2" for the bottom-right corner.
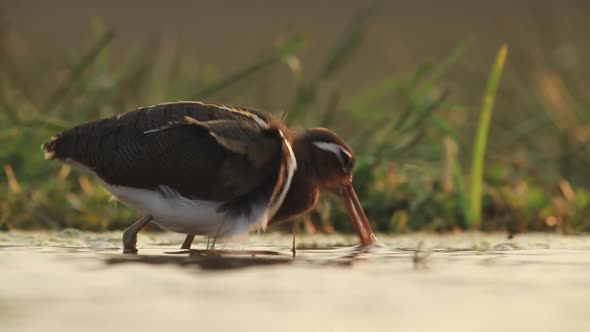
[{"x1": 42, "y1": 101, "x2": 376, "y2": 253}]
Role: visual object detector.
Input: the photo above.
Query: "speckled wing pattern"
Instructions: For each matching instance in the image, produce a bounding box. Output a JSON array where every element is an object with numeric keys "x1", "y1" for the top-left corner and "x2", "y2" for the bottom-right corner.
[{"x1": 43, "y1": 102, "x2": 290, "y2": 211}]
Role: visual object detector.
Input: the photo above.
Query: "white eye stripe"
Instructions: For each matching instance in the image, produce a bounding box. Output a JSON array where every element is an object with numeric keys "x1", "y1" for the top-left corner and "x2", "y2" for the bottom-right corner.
[
  {"x1": 340, "y1": 147, "x2": 352, "y2": 160},
  {"x1": 312, "y1": 142, "x2": 352, "y2": 166}
]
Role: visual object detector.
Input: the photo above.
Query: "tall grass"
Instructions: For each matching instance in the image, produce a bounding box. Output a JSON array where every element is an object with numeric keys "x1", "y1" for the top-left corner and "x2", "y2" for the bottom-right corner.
[
  {"x1": 1, "y1": 6, "x2": 590, "y2": 235},
  {"x1": 467, "y1": 44, "x2": 508, "y2": 229}
]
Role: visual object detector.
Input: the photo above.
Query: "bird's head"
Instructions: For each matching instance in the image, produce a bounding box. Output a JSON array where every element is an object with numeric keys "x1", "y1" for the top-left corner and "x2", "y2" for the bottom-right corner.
[{"x1": 304, "y1": 128, "x2": 376, "y2": 246}]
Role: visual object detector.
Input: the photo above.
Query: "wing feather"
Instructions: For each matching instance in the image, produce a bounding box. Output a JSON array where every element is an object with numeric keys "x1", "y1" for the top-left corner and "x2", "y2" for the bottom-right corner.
[{"x1": 44, "y1": 102, "x2": 285, "y2": 202}]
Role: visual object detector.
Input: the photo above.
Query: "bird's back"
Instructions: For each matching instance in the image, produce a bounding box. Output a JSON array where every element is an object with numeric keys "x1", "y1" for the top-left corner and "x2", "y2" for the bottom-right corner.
[{"x1": 42, "y1": 101, "x2": 277, "y2": 201}]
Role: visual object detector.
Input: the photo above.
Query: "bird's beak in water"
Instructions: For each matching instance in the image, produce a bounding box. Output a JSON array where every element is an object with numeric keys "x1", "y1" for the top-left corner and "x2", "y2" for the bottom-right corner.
[{"x1": 340, "y1": 182, "x2": 376, "y2": 246}]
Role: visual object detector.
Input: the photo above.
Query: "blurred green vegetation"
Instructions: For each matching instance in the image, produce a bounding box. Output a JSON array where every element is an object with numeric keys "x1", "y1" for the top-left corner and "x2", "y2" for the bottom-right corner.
[{"x1": 1, "y1": 5, "x2": 590, "y2": 236}]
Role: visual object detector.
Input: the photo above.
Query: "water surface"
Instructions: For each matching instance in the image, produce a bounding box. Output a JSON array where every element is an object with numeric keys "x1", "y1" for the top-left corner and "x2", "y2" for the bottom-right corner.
[{"x1": 1, "y1": 231, "x2": 589, "y2": 332}]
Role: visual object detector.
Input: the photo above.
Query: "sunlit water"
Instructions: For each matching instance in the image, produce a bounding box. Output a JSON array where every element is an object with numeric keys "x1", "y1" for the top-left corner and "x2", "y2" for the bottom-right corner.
[{"x1": 1, "y1": 231, "x2": 590, "y2": 332}]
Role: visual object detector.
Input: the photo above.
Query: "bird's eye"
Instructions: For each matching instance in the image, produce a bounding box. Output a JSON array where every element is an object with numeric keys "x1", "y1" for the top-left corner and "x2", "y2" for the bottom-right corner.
[
  {"x1": 339, "y1": 149, "x2": 353, "y2": 170},
  {"x1": 311, "y1": 141, "x2": 354, "y2": 171}
]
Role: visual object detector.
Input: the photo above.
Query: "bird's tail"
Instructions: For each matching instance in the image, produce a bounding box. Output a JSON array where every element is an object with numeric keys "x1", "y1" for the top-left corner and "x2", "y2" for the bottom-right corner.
[
  {"x1": 41, "y1": 134, "x2": 61, "y2": 160},
  {"x1": 41, "y1": 126, "x2": 84, "y2": 162}
]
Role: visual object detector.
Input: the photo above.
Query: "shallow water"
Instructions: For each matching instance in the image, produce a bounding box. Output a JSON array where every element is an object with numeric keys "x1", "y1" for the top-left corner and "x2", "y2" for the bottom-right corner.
[{"x1": 1, "y1": 231, "x2": 590, "y2": 332}]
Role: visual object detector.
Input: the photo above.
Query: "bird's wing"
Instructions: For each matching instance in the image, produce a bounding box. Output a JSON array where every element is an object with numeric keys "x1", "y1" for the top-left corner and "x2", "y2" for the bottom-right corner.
[
  {"x1": 153, "y1": 115, "x2": 280, "y2": 168},
  {"x1": 44, "y1": 102, "x2": 288, "y2": 202}
]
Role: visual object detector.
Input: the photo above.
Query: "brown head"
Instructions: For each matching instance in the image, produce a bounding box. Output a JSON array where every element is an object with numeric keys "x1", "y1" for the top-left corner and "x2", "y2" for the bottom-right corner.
[{"x1": 303, "y1": 128, "x2": 376, "y2": 246}]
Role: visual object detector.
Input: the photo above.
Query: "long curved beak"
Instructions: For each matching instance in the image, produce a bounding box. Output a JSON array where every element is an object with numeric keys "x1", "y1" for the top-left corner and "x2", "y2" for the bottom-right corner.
[{"x1": 340, "y1": 182, "x2": 376, "y2": 246}]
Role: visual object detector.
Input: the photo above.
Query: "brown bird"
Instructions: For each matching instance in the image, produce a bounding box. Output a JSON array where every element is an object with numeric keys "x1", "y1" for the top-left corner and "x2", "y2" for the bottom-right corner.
[{"x1": 42, "y1": 101, "x2": 376, "y2": 253}]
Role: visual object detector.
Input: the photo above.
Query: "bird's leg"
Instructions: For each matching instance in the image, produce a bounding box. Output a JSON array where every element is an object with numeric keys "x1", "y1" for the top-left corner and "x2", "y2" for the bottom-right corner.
[
  {"x1": 181, "y1": 234, "x2": 196, "y2": 249},
  {"x1": 209, "y1": 232, "x2": 220, "y2": 253},
  {"x1": 292, "y1": 221, "x2": 297, "y2": 258},
  {"x1": 122, "y1": 215, "x2": 153, "y2": 254},
  {"x1": 209, "y1": 218, "x2": 228, "y2": 253}
]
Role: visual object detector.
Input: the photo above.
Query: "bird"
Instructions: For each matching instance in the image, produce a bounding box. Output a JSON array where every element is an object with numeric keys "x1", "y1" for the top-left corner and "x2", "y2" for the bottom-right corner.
[{"x1": 42, "y1": 101, "x2": 376, "y2": 253}]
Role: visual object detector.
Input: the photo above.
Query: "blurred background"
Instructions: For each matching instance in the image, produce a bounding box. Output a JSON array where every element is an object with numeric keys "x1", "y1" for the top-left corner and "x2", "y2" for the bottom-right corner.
[{"x1": 1, "y1": 0, "x2": 589, "y2": 235}]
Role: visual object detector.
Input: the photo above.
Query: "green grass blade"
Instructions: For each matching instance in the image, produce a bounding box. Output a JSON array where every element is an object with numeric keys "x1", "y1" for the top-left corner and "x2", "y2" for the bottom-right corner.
[
  {"x1": 411, "y1": 40, "x2": 469, "y2": 105},
  {"x1": 348, "y1": 75, "x2": 402, "y2": 114},
  {"x1": 319, "y1": 91, "x2": 340, "y2": 126},
  {"x1": 0, "y1": 95, "x2": 18, "y2": 124},
  {"x1": 453, "y1": 157, "x2": 470, "y2": 225},
  {"x1": 190, "y1": 35, "x2": 304, "y2": 100},
  {"x1": 285, "y1": 2, "x2": 375, "y2": 125},
  {"x1": 44, "y1": 29, "x2": 115, "y2": 113},
  {"x1": 467, "y1": 44, "x2": 508, "y2": 229},
  {"x1": 191, "y1": 58, "x2": 274, "y2": 100},
  {"x1": 398, "y1": 90, "x2": 449, "y2": 134},
  {"x1": 285, "y1": 84, "x2": 316, "y2": 124},
  {"x1": 431, "y1": 114, "x2": 468, "y2": 152},
  {"x1": 318, "y1": 3, "x2": 375, "y2": 80},
  {"x1": 394, "y1": 43, "x2": 466, "y2": 132},
  {"x1": 0, "y1": 57, "x2": 41, "y2": 111}
]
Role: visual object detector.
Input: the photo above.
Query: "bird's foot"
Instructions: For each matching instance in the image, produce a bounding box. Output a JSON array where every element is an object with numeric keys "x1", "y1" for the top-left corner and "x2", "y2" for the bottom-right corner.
[
  {"x1": 181, "y1": 234, "x2": 196, "y2": 250},
  {"x1": 121, "y1": 215, "x2": 153, "y2": 255},
  {"x1": 123, "y1": 245, "x2": 138, "y2": 255},
  {"x1": 122, "y1": 232, "x2": 139, "y2": 254}
]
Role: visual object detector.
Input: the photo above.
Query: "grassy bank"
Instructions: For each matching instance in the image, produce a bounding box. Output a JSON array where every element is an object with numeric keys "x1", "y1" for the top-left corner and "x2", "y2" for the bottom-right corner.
[{"x1": 1, "y1": 6, "x2": 590, "y2": 235}]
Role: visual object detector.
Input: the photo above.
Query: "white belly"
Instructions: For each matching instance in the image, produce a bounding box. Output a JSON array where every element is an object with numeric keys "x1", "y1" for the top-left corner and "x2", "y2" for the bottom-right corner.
[{"x1": 101, "y1": 181, "x2": 270, "y2": 237}]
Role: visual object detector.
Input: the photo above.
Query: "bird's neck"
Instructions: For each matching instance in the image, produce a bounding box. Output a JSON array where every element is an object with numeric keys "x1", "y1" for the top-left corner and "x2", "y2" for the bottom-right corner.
[{"x1": 270, "y1": 132, "x2": 320, "y2": 224}]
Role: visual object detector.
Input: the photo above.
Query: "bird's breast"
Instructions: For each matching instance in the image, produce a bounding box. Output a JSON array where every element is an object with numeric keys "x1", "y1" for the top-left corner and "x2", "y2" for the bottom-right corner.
[{"x1": 270, "y1": 184, "x2": 320, "y2": 224}]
